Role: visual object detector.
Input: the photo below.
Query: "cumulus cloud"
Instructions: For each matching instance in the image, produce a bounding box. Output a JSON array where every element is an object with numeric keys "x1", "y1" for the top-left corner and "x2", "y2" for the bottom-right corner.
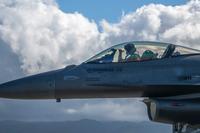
[
  {"x1": 0, "y1": 40, "x2": 23, "y2": 83},
  {"x1": 0, "y1": 0, "x2": 200, "y2": 122},
  {"x1": 63, "y1": 99, "x2": 148, "y2": 122},
  {"x1": 101, "y1": 0, "x2": 200, "y2": 48},
  {"x1": 1, "y1": 0, "x2": 200, "y2": 74},
  {"x1": 0, "y1": 0, "x2": 102, "y2": 74},
  {"x1": 0, "y1": 99, "x2": 147, "y2": 122}
]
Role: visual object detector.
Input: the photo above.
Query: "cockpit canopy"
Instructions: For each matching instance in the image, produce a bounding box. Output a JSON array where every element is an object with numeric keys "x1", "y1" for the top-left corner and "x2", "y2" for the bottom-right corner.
[{"x1": 85, "y1": 41, "x2": 200, "y2": 64}]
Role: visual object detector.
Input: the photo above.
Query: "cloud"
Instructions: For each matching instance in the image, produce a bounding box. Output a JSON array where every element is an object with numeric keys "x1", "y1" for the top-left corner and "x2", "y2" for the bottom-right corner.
[
  {"x1": 0, "y1": 0, "x2": 101, "y2": 74},
  {"x1": 100, "y1": 1, "x2": 200, "y2": 48},
  {"x1": 0, "y1": 99, "x2": 147, "y2": 122},
  {"x1": 0, "y1": 0, "x2": 200, "y2": 122},
  {"x1": 0, "y1": 0, "x2": 200, "y2": 74},
  {"x1": 1, "y1": 0, "x2": 200, "y2": 74},
  {"x1": 0, "y1": 39, "x2": 23, "y2": 83},
  {"x1": 63, "y1": 99, "x2": 148, "y2": 122}
]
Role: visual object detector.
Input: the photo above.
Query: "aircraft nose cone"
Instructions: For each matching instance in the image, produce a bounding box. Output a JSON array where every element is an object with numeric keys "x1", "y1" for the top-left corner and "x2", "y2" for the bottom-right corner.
[
  {"x1": 0, "y1": 71, "x2": 56, "y2": 99},
  {"x1": 0, "y1": 80, "x2": 21, "y2": 98}
]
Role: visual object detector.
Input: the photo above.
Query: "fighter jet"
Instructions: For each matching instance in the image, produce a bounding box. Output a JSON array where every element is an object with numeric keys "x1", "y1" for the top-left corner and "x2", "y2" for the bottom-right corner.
[{"x1": 1, "y1": 41, "x2": 200, "y2": 133}]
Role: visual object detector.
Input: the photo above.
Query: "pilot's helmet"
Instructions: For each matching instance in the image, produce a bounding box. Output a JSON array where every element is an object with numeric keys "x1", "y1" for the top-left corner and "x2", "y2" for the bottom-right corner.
[{"x1": 124, "y1": 43, "x2": 136, "y2": 53}]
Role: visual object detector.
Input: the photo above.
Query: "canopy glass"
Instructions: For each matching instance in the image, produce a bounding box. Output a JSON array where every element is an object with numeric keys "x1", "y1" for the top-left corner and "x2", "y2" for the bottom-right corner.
[{"x1": 85, "y1": 41, "x2": 200, "y2": 63}]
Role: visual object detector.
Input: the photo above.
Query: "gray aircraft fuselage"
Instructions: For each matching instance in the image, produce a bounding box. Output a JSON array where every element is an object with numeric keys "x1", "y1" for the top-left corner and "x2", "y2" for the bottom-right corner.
[
  {"x1": 1, "y1": 41, "x2": 200, "y2": 132},
  {"x1": 0, "y1": 41, "x2": 200, "y2": 100}
]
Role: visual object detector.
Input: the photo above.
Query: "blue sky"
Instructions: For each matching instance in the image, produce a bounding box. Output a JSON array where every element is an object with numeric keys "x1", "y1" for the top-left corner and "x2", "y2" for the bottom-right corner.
[{"x1": 57, "y1": 0, "x2": 187, "y2": 22}]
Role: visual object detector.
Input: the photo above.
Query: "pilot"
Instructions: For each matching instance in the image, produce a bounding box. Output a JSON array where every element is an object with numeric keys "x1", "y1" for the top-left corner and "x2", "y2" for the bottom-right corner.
[
  {"x1": 141, "y1": 50, "x2": 158, "y2": 60},
  {"x1": 124, "y1": 43, "x2": 140, "y2": 61}
]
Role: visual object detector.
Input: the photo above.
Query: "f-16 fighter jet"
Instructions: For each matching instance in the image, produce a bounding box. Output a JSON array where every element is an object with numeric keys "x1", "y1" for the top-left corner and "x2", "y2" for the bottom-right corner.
[{"x1": 1, "y1": 41, "x2": 200, "y2": 133}]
